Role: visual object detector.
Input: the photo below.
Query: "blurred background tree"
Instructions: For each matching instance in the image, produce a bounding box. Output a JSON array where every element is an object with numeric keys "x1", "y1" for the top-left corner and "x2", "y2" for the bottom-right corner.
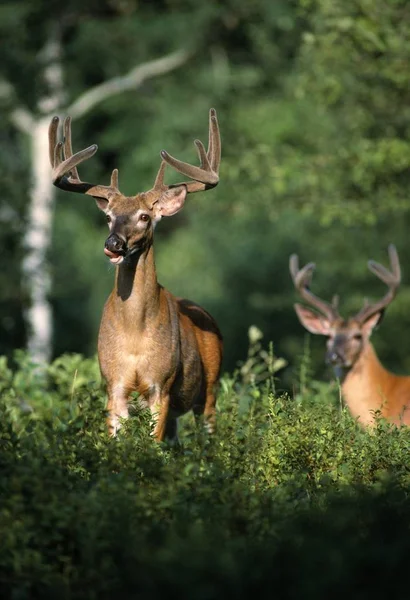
[{"x1": 1, "y1": 0, "x2": 410, "y2": 389}]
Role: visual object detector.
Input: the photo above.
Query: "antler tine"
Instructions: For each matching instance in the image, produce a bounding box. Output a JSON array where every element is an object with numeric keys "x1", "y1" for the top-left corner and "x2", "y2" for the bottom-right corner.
[
  {"x1": 207, "y1": 108, "x2": 221, "y2": 173},
  {"x1": 368, "y1": 243, "x2": 401, "y2": 286},
  {"x1": 49, "y1": 116, "x2": 59, "y2": 166},
  {"x1": 289, "y1": 254, "x2": 339, "y2": 321},
  {"x1": 160, "y1": 148, "x2": 217, "y2": 182},
  {"x1": 63, "y1": 116, "x2": 79, "y2": 181},
  {"x1": 53, "y1": 140, "x2": 64, "y2": 170},
  {"x1": 158, "y1": 108, "x2": 220, "y2": 194},
  {"x1": 152, "y1": 160, "x2": 167, "y2": 191},
  {"x1": 355, "y1": 244, "x2": 401, "y2": 323},
  {"x1": 48, "y1": 116, "x2": 119, "y2": 200},
  {"x1": 195, "y1": 138, "x2": 212, "y2": 171}
]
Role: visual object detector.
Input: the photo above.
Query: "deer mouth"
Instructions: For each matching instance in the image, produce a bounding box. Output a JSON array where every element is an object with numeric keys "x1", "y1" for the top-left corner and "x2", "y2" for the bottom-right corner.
[
  {"x1": 104, "y1": 248, "x2": 125, "y2": 265},
  {"x1": 326, "y1": 350, "x2": 351, "y2": 369}
]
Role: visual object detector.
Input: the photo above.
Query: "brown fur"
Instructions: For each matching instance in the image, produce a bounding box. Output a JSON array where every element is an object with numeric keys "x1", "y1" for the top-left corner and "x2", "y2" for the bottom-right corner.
[
  {"x1": 339, "y1": 341, "x2": 410, "y2": 426},
  {"x1": 98, "y1": 230, "x2": 223, "y2": 440}
]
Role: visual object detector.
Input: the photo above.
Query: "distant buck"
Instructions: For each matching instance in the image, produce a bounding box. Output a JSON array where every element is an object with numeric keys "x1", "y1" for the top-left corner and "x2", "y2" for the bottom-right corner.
[
  {"x1": 290, "y1": 245, "x2": 410, "y2": 426},
  {"x1": 49, "y1": 110, "x2": 223, "y2": 440}
]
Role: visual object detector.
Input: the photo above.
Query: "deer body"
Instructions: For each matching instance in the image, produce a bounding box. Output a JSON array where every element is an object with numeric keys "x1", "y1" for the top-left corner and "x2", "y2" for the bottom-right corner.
[
  {"x1": 98, "y1": 243, "x2": 222, "y2": 437},
  {"x1": 49, "y1": 110, "x2": 222, "y2": 440},
  {"x1": 290, "y1": 246, "x2": 410, "y2": 427},
  {"x1": 341, "y1": 342, "x2": 410, "y2": 426}
]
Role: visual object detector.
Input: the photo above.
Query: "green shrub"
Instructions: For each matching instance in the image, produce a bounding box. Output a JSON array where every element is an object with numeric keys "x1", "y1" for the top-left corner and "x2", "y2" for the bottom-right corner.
[{"x1": 1, "y1": 351, "x2": 410, "y2": 598}]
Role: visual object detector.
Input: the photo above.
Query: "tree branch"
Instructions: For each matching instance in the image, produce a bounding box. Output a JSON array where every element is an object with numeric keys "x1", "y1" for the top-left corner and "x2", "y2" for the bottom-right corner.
[
  {"x1": 1, "y1": 79, "x2": 35, "y2": 135},
  {"x1": 68, "y1": 48, "x2": 191, "y2": 119},
  {"x1": 0, "y1": 79, "x2": 14, "y2": 100},
  {"x1": 10, "y1": 107, "x2": 35, "y2": 135}
]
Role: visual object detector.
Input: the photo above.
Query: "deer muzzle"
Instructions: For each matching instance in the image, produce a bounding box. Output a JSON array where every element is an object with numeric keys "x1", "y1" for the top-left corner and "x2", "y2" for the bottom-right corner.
[
  {"x1": 104, "y1": 234, "x2": 126, "y2": 264},
  {"x1": 326, "y1": 347, "x2": 350, "y2": 368}
]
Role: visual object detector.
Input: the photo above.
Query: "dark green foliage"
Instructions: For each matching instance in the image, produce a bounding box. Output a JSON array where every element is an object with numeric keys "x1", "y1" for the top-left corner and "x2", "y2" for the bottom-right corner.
[{"x1": 2, "y1": 352, "x2": 410, "y2": 598}]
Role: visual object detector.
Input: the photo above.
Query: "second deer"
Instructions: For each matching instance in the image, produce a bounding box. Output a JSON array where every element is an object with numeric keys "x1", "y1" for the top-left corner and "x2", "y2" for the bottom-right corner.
[
  {"x1": 290, "y1": 245, "x2": 410, "y2": 426},
  {"x1": 49, "y1": 109, "x2": 223, "y2": 440}
]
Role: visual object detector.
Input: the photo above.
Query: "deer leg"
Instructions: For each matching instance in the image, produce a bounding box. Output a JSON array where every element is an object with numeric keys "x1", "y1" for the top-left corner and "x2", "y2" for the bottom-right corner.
[
  {"x1": 203, "y1": 389, "x2": 217, "y2": 433},
  {"x1": 193, "y1": 384, "x2": 217, "y2": 434},
  {"x1": 164, "y1": 415, "x2": 178, "y2": 442},
  {"x1": 150, "y1": 393, "x2": 171, "y2": 442},
  {"x1": 204, "y1": 392, "x2": 216, "y2": 433},
  {"x1": 106, "y1": 385, "x2": 129, "y2": 436}
]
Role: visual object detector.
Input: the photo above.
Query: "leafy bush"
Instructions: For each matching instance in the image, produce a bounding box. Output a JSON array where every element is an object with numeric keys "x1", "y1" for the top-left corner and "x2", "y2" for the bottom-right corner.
[{"x1": 1, "y1": 351, "x2": 410, "y2": 598}]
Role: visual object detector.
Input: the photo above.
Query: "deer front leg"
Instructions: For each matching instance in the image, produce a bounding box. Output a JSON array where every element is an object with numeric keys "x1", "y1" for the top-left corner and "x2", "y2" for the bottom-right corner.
[
  {"x1": 203, "y1": 390, "x2": 217, "y2": 434},
  {"x1": 150, "y1": 392, "x2": 177, "y2": 442},
  {"x1": 106, "y1": 385, "x2": 129, "y2": 436}
]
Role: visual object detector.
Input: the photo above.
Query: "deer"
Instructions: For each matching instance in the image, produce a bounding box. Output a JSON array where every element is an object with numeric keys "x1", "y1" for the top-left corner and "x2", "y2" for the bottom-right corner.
[
  {"x1": 48, "y1": 109, "x2": 223, "y2": 441},
  {"x1": 289, "y1": 245, "x2": 410, "y2": 427}
]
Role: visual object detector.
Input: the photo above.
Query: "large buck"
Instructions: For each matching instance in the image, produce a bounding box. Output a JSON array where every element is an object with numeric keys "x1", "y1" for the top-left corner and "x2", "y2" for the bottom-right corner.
[
  {"x1": 290, "y1": 245, "x2": 410, "y2": 426},
  {"x1": 49, "y1": 110, "x2": 223, "y2": 440}
]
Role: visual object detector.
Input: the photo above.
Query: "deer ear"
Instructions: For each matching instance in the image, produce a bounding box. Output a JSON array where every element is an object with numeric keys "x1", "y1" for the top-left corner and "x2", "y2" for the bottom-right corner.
[
  {"x1": 294, "y1": 303, "x2": 332, "y2": 336},
  {"x1": 95, "y1": 198, "x2": 109, "y2": 212},
  {"x1": 155, "y1": 186, "x2": 187, "y2": 217},
  {"x1": 361, "y1": 311, "x2": 384, "y2": 337}
]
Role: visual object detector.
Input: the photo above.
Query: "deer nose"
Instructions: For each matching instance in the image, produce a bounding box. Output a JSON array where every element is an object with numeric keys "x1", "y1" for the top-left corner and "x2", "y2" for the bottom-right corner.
[
  {"x1": 326, "y1": 349, "x2": 344, "y2": 365},
  {"x1": 105, "y1": 234, "x2": 125, "y2": 254}
]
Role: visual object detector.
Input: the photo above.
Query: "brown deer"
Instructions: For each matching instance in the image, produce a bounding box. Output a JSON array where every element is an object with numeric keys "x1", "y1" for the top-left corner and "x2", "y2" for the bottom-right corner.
[
  {"x1": 48, "y1": 109, "x2": 223, "y2": 440},
  {"x1": 290, "y1": 245, "x2": 410, "y2": 426}
]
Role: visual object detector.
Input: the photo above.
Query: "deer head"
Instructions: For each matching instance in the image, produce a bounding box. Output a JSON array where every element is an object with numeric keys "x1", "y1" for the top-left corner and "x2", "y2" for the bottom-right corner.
[
  {"x1": 289, "y1": 245, "x2": 401, "y2": 369},
  {"x1": 49, "y1": 110, "x2": 221, "y2": 265}
]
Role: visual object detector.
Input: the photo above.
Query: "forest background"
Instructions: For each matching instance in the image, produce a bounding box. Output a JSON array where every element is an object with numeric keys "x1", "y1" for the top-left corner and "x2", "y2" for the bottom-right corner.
[{"x1": 1, "y1": 0, "x2": 410, "y2": 390}]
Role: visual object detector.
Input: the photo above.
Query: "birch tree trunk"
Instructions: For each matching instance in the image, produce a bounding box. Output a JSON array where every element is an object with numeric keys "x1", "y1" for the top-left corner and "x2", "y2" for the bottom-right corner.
[
  {"x1": 22, "y1": 118, "x2": 58, "y2": 364},
  {"x1": 21, "y1": 32, "x2": 65, "y2": 365},
  {"x1": 6, "y1": 38, "x2": 189, "y2": 366}
]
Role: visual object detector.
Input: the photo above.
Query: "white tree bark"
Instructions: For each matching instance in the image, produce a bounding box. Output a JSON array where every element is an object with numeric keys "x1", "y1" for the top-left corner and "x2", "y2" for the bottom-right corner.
[
  {"x1": 21, "y1": 117, "x2": 57, "y2": 364},
  {"x1": 4, "y1": 41, "x2": 190, "y2": 366},
  {"x1": 21, "y1": 30, "x2": 65, "y2": 366}
]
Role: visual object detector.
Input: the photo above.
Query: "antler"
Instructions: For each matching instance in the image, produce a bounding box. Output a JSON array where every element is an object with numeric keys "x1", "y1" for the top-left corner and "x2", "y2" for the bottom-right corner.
[
  {"x1": 49, "y1": 116, "x2": 120, "y2": 200},
  {"x1": 289, "y1": 254, "x2": 339, "y2": 321},
  {"x1": 151, "y1": 108, "x2": 221, "y2": 194},
  {"x1": 354, "y1": 244, "x2": 401, "y2": 323},
  {"x1": 50, "y1": 109, "x2": 220, "y2": 200}
]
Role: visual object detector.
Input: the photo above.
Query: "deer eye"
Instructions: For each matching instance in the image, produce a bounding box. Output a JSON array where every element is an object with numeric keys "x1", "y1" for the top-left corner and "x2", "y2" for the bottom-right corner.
[
  {"x1": 140, "y1": 213, "x2": 150, "y2": 222},
  {"x1": 353, "y1": 333, "x2": 362, "y2": 341},
  {"x1": 106, "y1": 215, "x2": 111, "y2": 224}
]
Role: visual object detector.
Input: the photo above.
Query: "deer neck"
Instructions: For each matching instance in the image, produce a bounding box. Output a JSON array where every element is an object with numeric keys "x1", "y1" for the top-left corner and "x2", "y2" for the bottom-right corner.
[
  {"x1": 341, "y1": 341, "x2": 392, "y2": 424},
  {"x1": 112, "y1": 244, "x2": 161, "y2": 327}
]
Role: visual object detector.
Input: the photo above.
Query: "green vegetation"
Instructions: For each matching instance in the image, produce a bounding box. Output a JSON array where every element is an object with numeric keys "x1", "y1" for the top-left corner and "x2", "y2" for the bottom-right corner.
[{"x1": 1, "y1": 349, "x2": 410, "y2": 598}]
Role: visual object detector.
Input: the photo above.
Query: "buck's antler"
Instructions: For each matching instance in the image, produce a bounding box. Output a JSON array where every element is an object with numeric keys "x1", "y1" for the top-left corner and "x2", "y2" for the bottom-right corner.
[
  {"x1": 49, "y1": 116, "x2": 120, "y2": 200},
  {"x1": 289, "y1": 254, "x2": 340, "y2": 321},
  {"x1": 355, "y1": 244, "x2": 401, "y2": 323},
  {"x1": 151, "y1": 108, "x2": 221, "y2": 194},
  {"x1": 50, "y1": 109, "x2": 221, "y2": 200}
]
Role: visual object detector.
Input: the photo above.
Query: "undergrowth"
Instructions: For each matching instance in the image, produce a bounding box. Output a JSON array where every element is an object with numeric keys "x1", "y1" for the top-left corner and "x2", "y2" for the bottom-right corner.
[{"x1": 1, "y1": 343, "x2": 410, "y2": 598}]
